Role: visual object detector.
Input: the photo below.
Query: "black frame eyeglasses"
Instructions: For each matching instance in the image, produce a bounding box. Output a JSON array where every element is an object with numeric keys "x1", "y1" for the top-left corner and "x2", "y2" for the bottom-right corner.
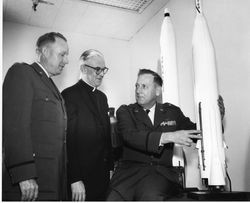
[{"x1": 85, "y1": 64, "x2": 109, "y2": 75}]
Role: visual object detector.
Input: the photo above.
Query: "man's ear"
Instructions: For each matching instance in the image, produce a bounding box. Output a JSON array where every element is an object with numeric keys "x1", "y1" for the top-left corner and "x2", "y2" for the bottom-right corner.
[
  {"x1": 80, "y1": 65, "x2": 87, "y2": 74},
  {"x1": 39, "y1": 46, "x2": 49, "y2": 57},
  {"x1": 156, "y1": 86, "x2": 162, "y2": 97},
  {"x1": 35, "y1": 48, "x2": 41, "y2": 56},
  {"x1": 36, "y1": 46, "x2": 48, "y2": 61}
]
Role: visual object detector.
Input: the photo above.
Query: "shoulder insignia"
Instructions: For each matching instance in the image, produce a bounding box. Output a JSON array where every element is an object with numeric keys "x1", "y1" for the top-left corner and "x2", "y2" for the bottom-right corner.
[{"x1": 162, "y1": 102, "x2": 180, "y2": 110}]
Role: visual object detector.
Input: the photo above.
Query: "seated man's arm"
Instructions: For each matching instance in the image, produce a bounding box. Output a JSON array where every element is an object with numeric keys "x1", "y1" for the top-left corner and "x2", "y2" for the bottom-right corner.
[
  {"x1": 160, "y1": 106, "x2": 200, "y2": 147},
  {"x1": 116, "y1": 105, "x2": 163, "y2": 154},
  {"x1": 160, "y1": 130, "x2": 202, "y2": 147}
]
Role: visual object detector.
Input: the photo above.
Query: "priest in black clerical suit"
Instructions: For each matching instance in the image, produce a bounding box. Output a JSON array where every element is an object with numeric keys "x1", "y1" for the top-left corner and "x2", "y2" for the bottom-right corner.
[{"x1": 61, "y1": 49, "x2": 113, "y2": 201}]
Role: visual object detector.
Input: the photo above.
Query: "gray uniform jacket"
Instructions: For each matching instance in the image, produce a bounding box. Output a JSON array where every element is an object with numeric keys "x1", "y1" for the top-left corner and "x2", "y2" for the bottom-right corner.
[{"x1": 3, "y1": 62, "x2": 67, "y2": 200}]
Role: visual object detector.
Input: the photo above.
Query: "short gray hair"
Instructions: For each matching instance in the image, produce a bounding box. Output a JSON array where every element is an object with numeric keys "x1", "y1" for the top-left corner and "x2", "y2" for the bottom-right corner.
[{"x1": 79, "y1": 49, "x2": 104, "y2": 67}]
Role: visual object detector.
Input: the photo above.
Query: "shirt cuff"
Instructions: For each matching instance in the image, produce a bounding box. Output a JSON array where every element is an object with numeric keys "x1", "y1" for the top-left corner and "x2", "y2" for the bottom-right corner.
[{"x1": 159, "y1": 135, "x2": 164, "y2": 146}]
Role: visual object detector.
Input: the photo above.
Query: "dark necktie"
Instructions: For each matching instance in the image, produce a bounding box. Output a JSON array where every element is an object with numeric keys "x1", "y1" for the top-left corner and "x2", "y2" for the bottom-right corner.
[{"x1": 145, "y1": 109, "x2": 153, "y2": 125}]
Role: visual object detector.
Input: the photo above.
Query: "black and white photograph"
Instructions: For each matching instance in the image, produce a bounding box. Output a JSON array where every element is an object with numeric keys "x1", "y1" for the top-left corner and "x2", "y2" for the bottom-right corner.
[{"x1": 2, "y1": 0, "x2": 250, "y2": 201}]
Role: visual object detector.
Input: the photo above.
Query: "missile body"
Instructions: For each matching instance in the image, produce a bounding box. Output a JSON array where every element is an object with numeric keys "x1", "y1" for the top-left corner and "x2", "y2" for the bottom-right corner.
[
  {"x1": 160, "y1": 8, "x2": 179, "y2": 106},
  {"x1": 192, "y1": 3, "x2": 226, "y2": 186},
  {"x1": 160, "y1": 8, "x2": 184, "y2": 167}
]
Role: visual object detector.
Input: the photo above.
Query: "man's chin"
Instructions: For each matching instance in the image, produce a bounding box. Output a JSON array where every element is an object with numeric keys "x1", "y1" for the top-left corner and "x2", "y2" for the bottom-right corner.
[
  {"x1": 96, "y1": 80, "x2": 102, "y2": 86},
  {"x1": 137, "y1": 101, "x2": 144, "y2": 106}
]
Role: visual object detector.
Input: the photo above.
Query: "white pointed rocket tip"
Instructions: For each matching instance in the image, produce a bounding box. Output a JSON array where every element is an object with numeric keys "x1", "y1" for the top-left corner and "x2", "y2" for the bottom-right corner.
[{"x1": 164, "y1": 8, "x2": 170, "y2": 17}]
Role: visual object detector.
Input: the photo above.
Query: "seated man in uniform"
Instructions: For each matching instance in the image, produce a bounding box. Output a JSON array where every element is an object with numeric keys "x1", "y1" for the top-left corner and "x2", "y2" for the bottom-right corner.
[{"x1": 107, "y1": 69, "x2": 224, "y2": 201}]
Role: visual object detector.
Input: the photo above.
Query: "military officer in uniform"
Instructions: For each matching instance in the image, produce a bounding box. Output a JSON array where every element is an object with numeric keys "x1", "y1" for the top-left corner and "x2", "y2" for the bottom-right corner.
[
  {"x1": 107, "y1": 69, "x2": 224, "y2": 201},
  {"x1": 3, "y1": 32, "x2": 69, "y2": 201}
]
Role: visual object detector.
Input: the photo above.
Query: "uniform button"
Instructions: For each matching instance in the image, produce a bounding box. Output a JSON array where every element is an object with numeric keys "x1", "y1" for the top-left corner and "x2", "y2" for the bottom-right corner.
[{"x1": 33, "y1": 153, "x2": 36, "y2": 157}]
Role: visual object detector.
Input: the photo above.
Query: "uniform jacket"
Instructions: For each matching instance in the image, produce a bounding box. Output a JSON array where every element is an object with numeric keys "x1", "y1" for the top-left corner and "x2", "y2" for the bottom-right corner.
[
  {"x1": 61, "y1": 80, "x2": 113, "y2": 200},
  {"x1": 2, "y1": 62, "x2": 67, "y2": 200},
  {"x1": 109, "y1": 102, "x2": 196, "y2": 198}
]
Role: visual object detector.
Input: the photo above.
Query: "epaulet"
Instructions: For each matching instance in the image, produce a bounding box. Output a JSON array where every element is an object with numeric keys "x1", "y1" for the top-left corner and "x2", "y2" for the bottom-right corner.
[
  {"x1": 162, "y1": 102, "x2": 180, "y2": 110},
  {"x1": 118, "y1": 103, "x2": 136, "y2": 111},
  {"x1": 120, "y1": 104, "x2": 127, "y2": 108},
  {"x1": 128, "y1": 103, "x2": 137, "y2": 108},
  {"x1": 22, "y1": 62, "x2": 30, "y2": 66},
  {"x1": 10, "y1": 63, "x2": 31, "y2": 72},
  {"x1": 118, "y1": 104, "x2": 128, "y2": 110},
  {"x1": 12, "y1": 62, "x2": 29, "y2": 67}
]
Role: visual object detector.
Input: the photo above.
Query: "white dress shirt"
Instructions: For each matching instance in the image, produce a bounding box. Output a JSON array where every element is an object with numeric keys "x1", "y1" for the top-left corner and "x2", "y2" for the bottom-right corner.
[
  {"x1": 36, "y1": 62, "x2": 50, "y2": 78},
  {"x1": 144, "y1": 104, "x2": 156, "y2": 125}
]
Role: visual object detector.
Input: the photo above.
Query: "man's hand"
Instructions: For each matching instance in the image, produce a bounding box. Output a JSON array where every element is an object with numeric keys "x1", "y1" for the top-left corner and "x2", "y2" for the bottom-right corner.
[
  {"x1": 160, "y1": 130, "x2": 202, "y2": 147},
  {"x1": 71, "y1": 181, "x2": 86, "y2": 201},
  {"x1": 19, "y1": 179, "x2": 38, "y2": 201}
]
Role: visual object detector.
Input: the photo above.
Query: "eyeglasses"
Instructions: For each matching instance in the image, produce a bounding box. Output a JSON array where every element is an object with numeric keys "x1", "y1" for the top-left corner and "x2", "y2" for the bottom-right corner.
[{"x1": 85, "y1": 64, "x2": 109, "y2": 75}]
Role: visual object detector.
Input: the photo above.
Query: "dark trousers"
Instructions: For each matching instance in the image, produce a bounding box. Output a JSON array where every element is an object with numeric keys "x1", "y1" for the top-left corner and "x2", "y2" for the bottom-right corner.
[{"x1": 107, "y1": 169, "x2": 180, "y2": 201}]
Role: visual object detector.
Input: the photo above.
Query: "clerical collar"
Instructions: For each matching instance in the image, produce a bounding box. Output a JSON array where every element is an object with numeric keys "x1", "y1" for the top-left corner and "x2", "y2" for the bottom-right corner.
[
  {"x1": 80, "y1": 79, "x2": 97, "y2": 92},
  {"x1": 36, "y1": 62, "x2": 50, "y2": 78}
]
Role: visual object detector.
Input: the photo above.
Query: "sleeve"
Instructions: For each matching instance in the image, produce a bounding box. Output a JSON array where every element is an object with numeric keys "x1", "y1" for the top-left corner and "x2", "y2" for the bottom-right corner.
[
  {"x1": 177, "y1": 108, "x2": 197, "y2": 130},
  {"x1": 103, "y1": 95, "x2": 114, "y2": 171},
  {"x1": 176, "y1": 107, "x2": 199, "y2": 143},
  {"x1": 3, "y1": 64, "x2": 37, "y2": 184},
  {"x1": 61, "y1": 90, "x2": 82, "y2": 184},
  {"x1": 116, "y1": 105, "x2": 163, "y2": 155}
]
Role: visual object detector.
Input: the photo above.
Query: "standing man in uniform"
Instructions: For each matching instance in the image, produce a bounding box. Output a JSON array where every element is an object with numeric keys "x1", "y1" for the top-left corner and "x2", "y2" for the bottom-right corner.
[
  {"x1": 62, "y1": 49, "x2": 113, "y2": 201},
  {"x1": 3, "y1": 32, "x2": 69, "y2": 200}
]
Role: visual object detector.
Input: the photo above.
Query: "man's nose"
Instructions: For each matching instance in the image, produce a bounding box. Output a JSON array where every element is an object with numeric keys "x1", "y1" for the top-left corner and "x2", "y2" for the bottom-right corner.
[
  {"x1": 136, "y1": 86, "x2": 141, "y2": 94},
  {"x1": 99, "y1": 70, "x2": 105, "y2": 77}
]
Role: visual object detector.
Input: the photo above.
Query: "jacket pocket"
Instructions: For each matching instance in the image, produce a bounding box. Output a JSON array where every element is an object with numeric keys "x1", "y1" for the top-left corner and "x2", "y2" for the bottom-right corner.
[{"x1": 32, "y1": 89, "x2": 60, "y2": 122}]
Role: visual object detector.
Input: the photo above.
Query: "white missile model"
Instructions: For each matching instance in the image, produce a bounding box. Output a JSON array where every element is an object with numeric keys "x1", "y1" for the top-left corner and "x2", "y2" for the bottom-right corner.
[
  {"x1": 160, "y1": 8, "x2": 184, "y2": 168},
  {"x1": 160, "y1": 8, "x2": 179, "y2": 107},
  {"x1": 192, "y1": 0, "x2": 226, "y2": 186}
]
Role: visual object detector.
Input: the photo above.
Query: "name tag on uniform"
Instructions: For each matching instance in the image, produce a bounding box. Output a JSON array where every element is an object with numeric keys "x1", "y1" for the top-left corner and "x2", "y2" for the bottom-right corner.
[{"x1": 160, "y1": 120, "x2": 176, "y2": 126}]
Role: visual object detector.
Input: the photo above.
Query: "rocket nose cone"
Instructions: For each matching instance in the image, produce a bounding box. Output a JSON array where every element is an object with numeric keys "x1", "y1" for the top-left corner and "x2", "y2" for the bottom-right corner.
[{"x1": 164, "y1": 8, "x2": 170, "y2": 17}]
